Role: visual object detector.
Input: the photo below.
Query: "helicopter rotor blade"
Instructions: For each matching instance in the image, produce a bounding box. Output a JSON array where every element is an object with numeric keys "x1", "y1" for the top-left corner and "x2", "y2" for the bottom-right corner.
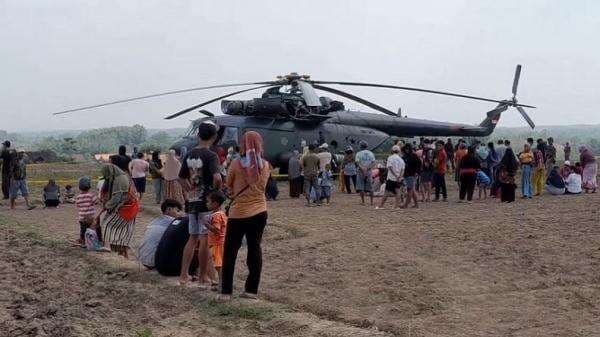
[
  {"x1": 164, "y1": 84, "x2": 275, "y2": 120},
  {"x1": 516, "y1": 106, "x2": 535, "y2": 129},
  {"x1": 312, "y1": 84, "x2": 397, "y2": 116},
  {"x1": 296, "y1": 80, "x2": 322, "y2": 107},
  {"x1": 311, "y1": 80, "x2": 536, "y2": 109},
  {"x1": 512, "y1": 64, "x2": 522, "y2": 97},
  {"x1": 53, "y1": 81, "x2": 276, "y2": 115}
]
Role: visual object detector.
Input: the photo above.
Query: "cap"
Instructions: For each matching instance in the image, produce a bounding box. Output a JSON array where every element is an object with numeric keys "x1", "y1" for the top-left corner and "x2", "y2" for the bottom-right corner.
[
  {"x1": 564, "y1": 160, "x2": 571, "y2": 166},
  {"x1": 320, "y1": 143, "x2": 329, "y2": 149},
  {"x1": 391, "y1": 145, "x2": 401, "y2": 153}
]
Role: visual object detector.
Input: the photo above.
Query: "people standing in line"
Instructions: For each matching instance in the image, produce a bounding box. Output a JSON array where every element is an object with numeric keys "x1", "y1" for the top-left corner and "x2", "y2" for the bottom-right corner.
[
  {"x1": 579, "y1": 145, "x2": 597, "y2": 193},
  {"x1": 301, "y1": 144, "x2": 321, "y2": 206},
  {"x1": 162, "y1": 150, "x2": 185, "y2": 205},
  {"x1": 9, "y1": 152, "x2": 35, "y2": 210},
  {"x1": 376, "y1": 145, "x2": 405, "y2": 209},
  {"x1": 432, "y1": 140, "x2": 448, "y2": 202},
  {"x1": 518, "y1": 144, "x2": 534, "y2": 199},
  {"x1": 220, "y1": 131, "x2": 271, "y2": 301},
  {"x1": 1, "y1": 141, "x2": 14, "y2": 200},
  {"x1": 564, "y1": 142, "x2": 571, "y2": 162},
  {"x1": 355, "y1": 141, "x2": 376, "y2": 206},
  {"x1": 498, "y1": 148, "x2": 519, "y2": 203},
  {"x1": 179, "y1": 121, "x2": 222, "y2": 287},
  {"x1": 288, "y1": 150, "x2": 303, "y2": 198},
  {"x1": 342, "y1": 147, "x2": 357, "y2": 194},
  {"x1": 111, "y1": 145, "x2": 132, "y2": 174},
  {"x1": 419, "y1": 140, "x2": 434, "y2": 202},
  {"x1": 402, "y1": 143, "x2": 421, "y2": 208},
  {"x1": 445, "y1": 138, "x2": 455, "y2": 171},
  {"x1": 42, "y1": 179, "x2": 61, "y2": 208},
  {"x1": 545, "y1": 137, "x2": 557, "y2": 172},
  {"x1": 532, "y1": 141, "x2": 546, "y2": 196},
  {"x1": 457, "y1": 146, "x2": 480, "y2": 203},
  {"x1": 149, "y1": 151, "x2": 164, "y2": 205}
]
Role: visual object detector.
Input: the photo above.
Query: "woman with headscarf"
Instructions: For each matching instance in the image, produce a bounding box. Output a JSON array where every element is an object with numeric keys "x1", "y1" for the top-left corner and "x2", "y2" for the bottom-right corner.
[
  {"x1": 99, "y1": 164, "x2": 138, "y2": 258},
  {"x1": 42, "y1": 179, "x2": 61, "y2": 208},
  {"x1": 149, "y1": 151, "x2": 163, "y2": 205},
  {"x1": 579, "y1": 145, "x2": 597, "y2": 193},
  {"x1": 545, "y1": 166, "x2": 566, "y2": 195},
  {"x1": 162, "y1": 150, "x2": 185, "y2": 205},
  {"x1": 220, "y1": 131, "x2": 271, "y2": 301},
  {"x1": 498, "y1": 148, "x2": 519, "y2": 202}
]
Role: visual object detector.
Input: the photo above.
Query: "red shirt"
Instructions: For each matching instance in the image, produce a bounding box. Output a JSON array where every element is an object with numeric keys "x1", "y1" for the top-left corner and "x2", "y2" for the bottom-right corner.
[{"x1": 435, "y1": 149, "x2": 447, "y2": 174}]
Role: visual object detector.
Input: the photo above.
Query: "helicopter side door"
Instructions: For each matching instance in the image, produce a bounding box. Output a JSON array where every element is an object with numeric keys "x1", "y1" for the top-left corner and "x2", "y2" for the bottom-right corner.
[{"x1": 242, "y1": 127, "x2": 298, "y2": 168}]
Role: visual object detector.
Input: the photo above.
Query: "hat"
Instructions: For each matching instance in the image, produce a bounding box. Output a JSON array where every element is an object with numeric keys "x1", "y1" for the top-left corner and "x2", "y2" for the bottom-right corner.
[
  {"x1": 320, "y1": 143, "x2": 329, "y2": 149},
  {"x1": 564, "y1": 160, "x2": 571, "y2": 166},
  {"x1": 78, "y1": 176, "x2": 92, "y2": 190},
  {"x1": 359, "y1": 140, "x2": 368, "y2": 149},
  {"x1": 391, "y1": 145, "x2": 401, "y2": 153}
]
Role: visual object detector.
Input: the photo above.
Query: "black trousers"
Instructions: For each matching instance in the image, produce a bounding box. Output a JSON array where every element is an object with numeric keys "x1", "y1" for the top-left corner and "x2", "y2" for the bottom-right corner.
[
  {"x1": 433, "y1": 173, "x2": 447, "y2": 200},
  {"x1": 289, "y1": 177, "x2": 303, "y2": 198},
  {"x1": 501, "y1": 183, "x2": 516, "y2": 202},
  {"x1": 459, "y1": 174, "x2": 476, "y2": 201},
  {"x1": 1, "y1": 174, "x2": 10, "y2": 199},
  {"x1": 343, "y1": 174, "x2": 357, "y2": 194},
  {"x1": 221, "y1": 212, "x2": 267, "y2": 295}
]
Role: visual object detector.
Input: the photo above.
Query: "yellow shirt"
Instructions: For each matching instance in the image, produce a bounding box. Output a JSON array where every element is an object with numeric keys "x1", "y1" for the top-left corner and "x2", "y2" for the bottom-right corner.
[
  {"x1": 226, "y1": 159, "x2": 271, "y2": 219},
  {"x1": 519, "y1": 151, "x2": 534, "y2": 164}
]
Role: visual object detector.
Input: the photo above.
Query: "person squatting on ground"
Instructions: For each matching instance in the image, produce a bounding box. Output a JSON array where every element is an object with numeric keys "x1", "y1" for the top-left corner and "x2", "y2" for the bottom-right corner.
[{"x1": 138, "y1": 199, "x2": 183, "y2": 270}]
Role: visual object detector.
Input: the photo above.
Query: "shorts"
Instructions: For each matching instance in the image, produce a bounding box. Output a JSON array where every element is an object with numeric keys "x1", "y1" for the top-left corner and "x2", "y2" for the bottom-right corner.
[
  {"x1": 132, "y1": 177, "x2": 146, "y2": 193},
  {"x1": 356, "y1": 171, "x2": 373, "y2": 192},
  {"x1": 210, "y1": 244, "x2": 224, "y2": 268},
  {"x1": 385, "y1": 180, "x2": 401, "y2": 195},
  {"x1": 9, "y1": 179, "x2": 29, "y2": 198},
  {"x1": 188, "y1": 212, "x2": 209, "y2": 236},
  {"x1": 404, "y1": 176, "x2": 416, "y2": 189}
]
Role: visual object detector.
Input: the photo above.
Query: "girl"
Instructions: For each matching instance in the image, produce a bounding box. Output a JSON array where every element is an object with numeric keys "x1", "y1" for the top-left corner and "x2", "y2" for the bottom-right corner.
[{"x1": 498, "y1": 148, "x2": 519, "y2": 203}]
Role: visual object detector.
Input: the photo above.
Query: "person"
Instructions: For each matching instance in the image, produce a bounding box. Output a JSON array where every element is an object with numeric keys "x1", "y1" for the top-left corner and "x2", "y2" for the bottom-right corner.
[
  {"x1": 99, "y1": 164, "x2": 138, "y2": 257},
  {"x1": 317, "y1": 143, "x2": 332, "y2": 172},
  {"x1": 545, "y1": 166, "x2": 566, "y2": 195},
  {"x1": 342, "y1": 146, "x2": 357, "y2": 194},
  {"x1": 477, "y1": 169, "x2": 491, "y2": 200},
  {"x1": 445, "y1": 138, "x2": 455, "y2": 171},
  {"x1": 224, "y1": 146, "x2": 241, "y2": 172},
  {"x1": 356, "y1": 141, "x2": 376, "y2": 206},
  {"x1": 518, "y1": 144, "x2": 534, "y2": 199},
  {"x1": 498, "y1": 148, "x2": 519, "y2": 203},
  {"x1": 265, "y1": 174, "x2": 279, "y2": 201},
  {"x1": 63, "y1": 185, "x2": 76, "y2": 203},
  {"x1": 560, "y1": 160, "x2": 571, "y2": 179},
  {"x1": 75, "y1": 176, "x2": 101, "y2": 247},
  {"x1": 420, "y1": 140, "x2": 435, "y2": 202},
  {"x1": 564, "y1": 142, "x2": 571, "y2": 162},
  {"x1": 154, "y1": 217, "x2": 199, "y2": 277},
  {"x1": 564, "y1": 167, "x2": 583, "y2": 194},
  {"x1": 532, "y1": 142, "x2": 546, "y2": 196},
  {"x1": 458, "y1": 146, "x2": 480, "y2": 202},
  {"x1": 138, "y1": 199, "x2": 183, "y2": 269},
  {"x1": 162, "y1": 150, "x2": 185, "y2": 205},
  {"x1": 220, "y1": 131, "x2": 271, "y2": 301},
  {"x1": 301, "y1": 144, "x2": 321, "y2": 206},
  {"x1": 42, "y1": 179, "x2": 61, "y2": 208},
  {"x1": 130, "y1": 152, "x2": 149, "y2": 200},
  {"x1": 84, "y1": 220, "x2": 110, "y2": 252},
  {"x1": 545, "y1": 137, "x2": 557, "y2": 172},
  {"x1": 1, "y1": 141, "x2": 14, "y2": 199},
  {"x1": 205, "y1": 191, "x2": 227, "y2": 289},
  {"x1": 402, "y1": 144, "x2": 421, "y2": 208},
  {"x1": 320, "y1": 163, "x2": 333, "y2": 205},
  {"x1": 149, "y1": 151, "x2": 164, "y2": 205},
  {"x1": 496, "y1": 140, "x2": 507, "y2": 160},
  {"x1": 111, "y1": 145, "x2": 131, "y2": 174},
  {"x1": 579, "y1": 145, "x2": 597, "y2": 193},
  {"x1": 485, "y1": 142, "x2": 500, "y2": 196},
  {"x1": 432, "y1": 141, "x2": 448, "y2": 202},
  {"x1": 9, "y1": 152, "x2": 35, "y2": 210},
  {"x1": 453, "y1": 142, "x2": 468, "y2": 184},
  {"x1": 179, "y1": 121, "x2": 222, "y2": 286},
  {"x1": 376, "y1": 145, "x2": 404, "y2": 209},
  {"x1": 288, "y1": 150, "x2": 303, "y2": 198}
]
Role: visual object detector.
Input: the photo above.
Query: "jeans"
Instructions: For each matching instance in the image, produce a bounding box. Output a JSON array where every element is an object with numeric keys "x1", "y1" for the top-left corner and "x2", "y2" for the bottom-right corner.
[
  {"x1": 521, "y1": 165, "x2": 533, "y2": 197},
  {"x1": 153, "y1": 178, "x2": 163, "y2": 204},
  {"x1": 221, "y1": 212, "x2": 267, "y2": 295},
  {"x1": 459, "y1": 173, "x2": 476, "y2": 201},
  {"x1": 433, "y1": 173, "x2": 447, "y2": 200}
]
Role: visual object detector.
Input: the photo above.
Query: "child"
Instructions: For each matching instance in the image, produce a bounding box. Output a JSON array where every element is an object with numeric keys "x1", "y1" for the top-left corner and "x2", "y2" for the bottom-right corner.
[
  {"x1": 476, "y1": 169, "x2": 491, "y2": 200},
  {"x1": 63, "y1": 185, "x2": 76, "y2": 204},
  {"x1": 320, "y1": 164, "x2": 333, "y2": 204},
  {"x1": 75, "y1": 176, "x2": 101, "y2": 246},
  {"x1": 42, "y1": 179, "x2": 61, "y2": 208},
  {"x1": 205, "y1": 191, "x2": 228, "y2": 290},
  {"x1": 85, "y1": 221, "x2": 110, "y2": 252}
]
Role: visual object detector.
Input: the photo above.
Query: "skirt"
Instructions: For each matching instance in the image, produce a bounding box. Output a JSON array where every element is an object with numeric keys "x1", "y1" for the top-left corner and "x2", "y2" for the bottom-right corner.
[
  {"x1": 103, "y1": 210, "x2": 136, "y2": 248},
  {"x1": 163, "y1": 179, "x2": 185, "y2": 205},
  {"x1": 582, "y1": 162, "x2": 598, "y2": 189}
]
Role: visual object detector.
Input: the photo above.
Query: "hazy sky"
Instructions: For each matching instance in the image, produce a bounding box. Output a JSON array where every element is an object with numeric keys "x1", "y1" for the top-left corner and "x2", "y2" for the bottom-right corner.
[{"x1": 1, "y1": 0, "x2": 599, "y2": 132}]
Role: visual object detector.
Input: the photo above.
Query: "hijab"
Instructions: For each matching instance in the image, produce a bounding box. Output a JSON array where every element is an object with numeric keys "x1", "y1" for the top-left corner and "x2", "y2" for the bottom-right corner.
[
  {"x1": 239, "y1": 131, "x2": 265, "y2": 185},
  {"x1": 162, "y1": 150, "x2": 181, "y2": 181},
  {"x1": 579, "y1": 145, "x2": 596, "y2": 164},
  {"x1": 101, "y1": 164, "x2": 130, "y2": 196}
]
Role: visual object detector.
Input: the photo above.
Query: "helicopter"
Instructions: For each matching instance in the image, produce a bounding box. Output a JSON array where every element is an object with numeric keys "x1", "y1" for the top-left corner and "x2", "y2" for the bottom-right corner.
[{"x1": 54, "y1": 65, "x2": 535, "y2": 172}]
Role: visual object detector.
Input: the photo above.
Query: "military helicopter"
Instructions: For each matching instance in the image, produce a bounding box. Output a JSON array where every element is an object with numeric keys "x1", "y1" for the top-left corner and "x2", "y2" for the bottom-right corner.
[{"x1": 54, "y1": 65, "x2": 535, "y2": 171}]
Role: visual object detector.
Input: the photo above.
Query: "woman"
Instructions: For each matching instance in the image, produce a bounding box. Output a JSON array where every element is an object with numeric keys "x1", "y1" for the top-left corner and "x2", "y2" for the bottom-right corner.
[
  {"x1": 579, "y1": 145, "x2": 597, "y2": 193},
  {"x1": 162, "y1": 150, "x2": 185, "y2": 205},
  {"x1": 42, "y1": 179, "x2": 61, "y2": 208},
  {"x1": 545, "y1": 166, "x2": 566, "y2": 195},
  {"x1": 149, "y1": 151, "x2": 163, "y2": 204},
  {"x1": 220, "y1": 131, "x2": 270, "y2": 301},
  {"x1": 458, "y1": 146, "x2": 480, "y2": 202},
  {"x1": 498, "y1": 147, "x2": 519, "y2": 202},
  {"x1": 518, "y1": 144, "x2": 534, "y2": 198},
  {"x1": 99, "y1": 164, "x2": 137, "y2": 258},
  {"x1": 453, "y1": 143, "x2": 468, "y2": 184},
  {"x1": 342, "y1": 147, "x2": 357, "y2": 194}
]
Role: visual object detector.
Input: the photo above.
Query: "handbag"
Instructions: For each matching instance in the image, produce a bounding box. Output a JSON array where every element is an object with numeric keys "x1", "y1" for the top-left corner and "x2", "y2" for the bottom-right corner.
[
  {"x1": 224, "y1": 184, "x2": 250, "y2": 216},
  {"x1": 118, "y1": 180, "x2": 140, "y2": 221}
]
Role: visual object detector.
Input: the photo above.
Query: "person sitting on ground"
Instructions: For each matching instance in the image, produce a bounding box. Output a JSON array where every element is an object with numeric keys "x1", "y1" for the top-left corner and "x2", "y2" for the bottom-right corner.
[
  {"x1": 560, "y1": 161, "x2": 572, "y2": 179},
  {"x1": 75, "y1": 176, "x2": 100, "y2": 247},
  {"x1": 9, "y1": 151, "x2": 35, "y2": 210},
  {"x1": 476, "y1": 169, "x2": 491, "y2": 200},
  {"x1": 154, "y1": 216, "x2": 199, "y2": 277},
  {"x1": 204, "y1": 191, "x2": 227, "y2": 290},
  {"x1": 545, "y1": 166, "x2": 566, "y2": 195},
  {"x1": 564, "y1": 166, "x2": 583, "y2": 194},
  {"x1": 85, "y1": 220, "x2": 110, "y2": 252},
  {"x1": 138, "y1": 199, "x2": 183, "y2": 270},
  {"x1": 63, "y1": 184, "x2": 76, "y2": 203},
  {"x1": 574, "y1": 162, "x2": 583, "y2": 175},
  {"x1": 320, "y1": 163, "x2": 333, "y2": 205},
  {"x1": 43, "y1": 179, "x2": 61, "y2": 208}
]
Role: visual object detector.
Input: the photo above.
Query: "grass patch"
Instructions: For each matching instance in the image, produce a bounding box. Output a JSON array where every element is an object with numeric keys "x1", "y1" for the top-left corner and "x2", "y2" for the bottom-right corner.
[
  {"x1": 134, "y1": 328, "x2": 154, "y2": 337},
  {"x1": 197, "y1": 298, "x2": 274, "y2": 321}
]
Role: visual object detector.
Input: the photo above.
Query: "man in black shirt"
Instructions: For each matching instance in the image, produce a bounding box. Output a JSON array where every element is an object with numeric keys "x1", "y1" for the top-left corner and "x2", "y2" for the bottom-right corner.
[
  {"x1": 402, "y1": 144, "x2": 422, "y2": 208},
  {"x1": 1, "y1": 141, "x2": 14, "y2": 199},
  {"x1": 110, "y1": 145, "x2": 131, "y2": 174},
  {"x1": 154, "y1": 217, "x2": 199, "y2": 277}
]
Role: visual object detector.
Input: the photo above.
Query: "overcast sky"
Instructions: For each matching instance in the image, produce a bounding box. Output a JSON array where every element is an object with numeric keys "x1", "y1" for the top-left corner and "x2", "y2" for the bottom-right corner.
[{"x1": 1, "y1": 0, "x2": 599, "y2": 132}]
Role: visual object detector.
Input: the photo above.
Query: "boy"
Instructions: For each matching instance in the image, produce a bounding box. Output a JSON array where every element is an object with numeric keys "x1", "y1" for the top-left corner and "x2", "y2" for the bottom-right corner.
[
  {"x1": 320, "y1": 164, "x2": 333, "y2": 205},
  {"x1": 205, "y1": 191, "x2": 227, "y2": 290},
  {"x1": 75, "y1": 176, "x2": 101, "y2": 246},
  {"x1": 476, "y1": 169, "x2": 491, "y2": 200}
]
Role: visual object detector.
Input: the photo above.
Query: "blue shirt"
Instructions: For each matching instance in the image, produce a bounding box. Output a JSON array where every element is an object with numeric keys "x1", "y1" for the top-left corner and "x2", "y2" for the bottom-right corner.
[{"x1": 476, "y1": 171, "x2": 491, "y2": 186}]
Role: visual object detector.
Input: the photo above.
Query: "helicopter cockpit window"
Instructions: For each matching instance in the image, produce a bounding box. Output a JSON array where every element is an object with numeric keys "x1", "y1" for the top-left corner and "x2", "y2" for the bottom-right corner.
[
  {"x1": 185, "y1": 123, "x2": 198, "y2": 137},
  {"x1": 218, "y1": 127, "x2": 239, "y2": 145}
]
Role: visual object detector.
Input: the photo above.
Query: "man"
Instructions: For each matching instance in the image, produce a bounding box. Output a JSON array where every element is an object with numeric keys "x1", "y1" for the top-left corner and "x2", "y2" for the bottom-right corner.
[
  {"x1": 496, "y1": 139, "x2": 506, "y2": 160},
  {"x1": 402, "y1": 144, "x2": 422, "y2": 208},
  {"x1": 432, "y1": 141, "x2": 448, "y2": 202},
  {"x1": 545, "y1": 137, "x2": 557, "y2": 172},
  {"x1": 376, "y1": 145, "x2": 404, "y2": 209},
  {"x1": 1, "y1": 141, "x2": 14, "y2": 199},
  {"x1": 138, "y1": 199, "x2": 183, "y2": 269},
  {"x1": 178, "y1": 121, "x2": 222, "y2": 286},
  {"x1": 288, "y1": 150, "x2": 303, "y2": 198},
  {"x1": 355, "y1": 140, "x2": 376, "y2": 206},
  {"x1": 9, "y1": 152, "x2": 35, "y2": 210},
  {"x1": 564, "y1": 142, "x2": 571, "y2": 162},
  {"x1": 301, "y1": 144, "x2": 321, "y2": 206},
  {"x1": 317, "y1": 143, "x2": 332, "y2": 172},
  {"x1": 155, "y1": 216, "x2": 199, "y2": 277},
  {"x1": 110, "y1": 145, "x2": 131, "y2": 174}
]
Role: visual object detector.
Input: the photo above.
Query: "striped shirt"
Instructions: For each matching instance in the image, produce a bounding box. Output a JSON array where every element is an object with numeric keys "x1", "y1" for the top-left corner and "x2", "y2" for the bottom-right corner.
[{"x1": 75, "y1": 192, "x2": 97, "y2": 221}]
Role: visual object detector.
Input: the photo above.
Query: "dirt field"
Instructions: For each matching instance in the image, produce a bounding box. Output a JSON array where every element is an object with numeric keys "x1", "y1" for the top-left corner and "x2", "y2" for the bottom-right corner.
[{"x1": 2, "y1": 166, "x2": 600, "y2": 336}]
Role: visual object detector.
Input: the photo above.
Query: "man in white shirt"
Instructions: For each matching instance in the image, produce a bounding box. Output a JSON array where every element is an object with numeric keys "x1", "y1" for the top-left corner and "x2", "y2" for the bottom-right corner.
[
  {"x1": 317, "y1": 143, "x2": 332, "y2": 172},
  {"x1": 565, "y1": 171, "x2": 583, "y2": 194},
  {"x1": 376, "y1": 145, "x2": 405, "y2": 209},
  {"x1": 138, "y1": 199, "x2": 183, "y2": 269}
]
